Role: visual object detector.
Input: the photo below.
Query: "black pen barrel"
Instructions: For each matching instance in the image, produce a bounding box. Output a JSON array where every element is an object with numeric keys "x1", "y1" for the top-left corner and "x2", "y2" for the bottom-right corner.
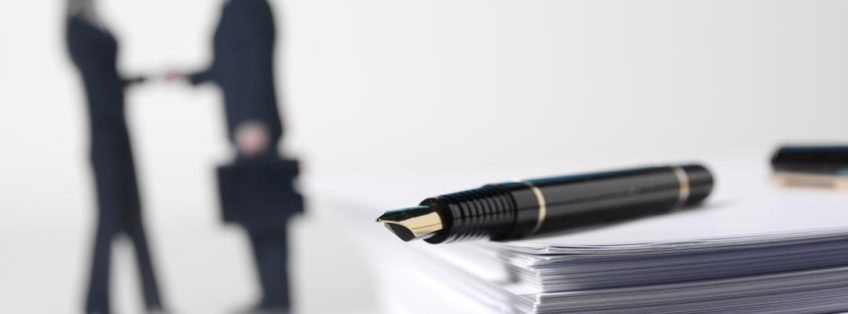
[{"x1": 422, "y1": 165, "x2": 713, "y2": 244}]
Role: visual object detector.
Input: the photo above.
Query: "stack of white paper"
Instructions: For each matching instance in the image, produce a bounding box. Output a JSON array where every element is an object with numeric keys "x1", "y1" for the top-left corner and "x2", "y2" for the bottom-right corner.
[
  {"x1": 317, "y1": 154, "x2": 848, "y2": 313},
  {"x1": 503, "y1": 230, "x2": 848, "y2": 313}
]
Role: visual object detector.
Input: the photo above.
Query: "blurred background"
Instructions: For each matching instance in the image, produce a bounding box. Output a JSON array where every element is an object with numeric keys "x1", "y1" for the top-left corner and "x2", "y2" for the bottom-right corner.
[{"x1": 2, "y1": 0, "x2": 848, "y2": 313}]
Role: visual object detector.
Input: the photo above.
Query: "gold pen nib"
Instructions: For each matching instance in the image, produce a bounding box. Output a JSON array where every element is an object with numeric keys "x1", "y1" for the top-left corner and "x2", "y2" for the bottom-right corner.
[{"x1": 376, "y1": 205, "x2": 444, "y2": 241}]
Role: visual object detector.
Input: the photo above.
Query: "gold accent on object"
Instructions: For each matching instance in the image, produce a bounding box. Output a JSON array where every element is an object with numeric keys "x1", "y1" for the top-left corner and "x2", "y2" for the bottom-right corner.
[
  {"x1": 377, "y1": 211, "x2": 444, "y2": 239},
  {"x1": 773, "y1": 172, "x2": 848, "y2": 191},
  {"x1": 520, "y1": 180, "x2": 547, "y2": 235},
  {"x1": 672, "y1": 166, "x2": 690, "y2": 207}
]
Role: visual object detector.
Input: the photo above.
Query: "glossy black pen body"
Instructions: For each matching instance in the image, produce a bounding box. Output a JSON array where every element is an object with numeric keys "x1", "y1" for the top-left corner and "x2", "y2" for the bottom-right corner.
[{"x1": 376, "y1": 164, "x2": 714, "y2": 244}]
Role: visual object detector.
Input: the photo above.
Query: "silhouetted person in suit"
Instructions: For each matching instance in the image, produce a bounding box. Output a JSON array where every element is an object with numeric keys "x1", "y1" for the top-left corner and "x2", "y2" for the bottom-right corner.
[
  {"x1": 168, "y1": 0, "x2": 293, "y2": 313},
  {"x1": 66, "y1": 1, "x2": 165, "y2": 313}
]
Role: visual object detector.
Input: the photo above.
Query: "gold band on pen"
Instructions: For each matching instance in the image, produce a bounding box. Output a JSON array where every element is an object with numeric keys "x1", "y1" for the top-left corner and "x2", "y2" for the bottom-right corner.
[
  {"x1": 672, "y1": 166, "x2": 690, "y2": 208},
  {"x1": 773, "y1": 171, "x2": 848, "y2": 191},
  {"x1": 519, "y1": 180, "x2": 547, "y2": 235}
]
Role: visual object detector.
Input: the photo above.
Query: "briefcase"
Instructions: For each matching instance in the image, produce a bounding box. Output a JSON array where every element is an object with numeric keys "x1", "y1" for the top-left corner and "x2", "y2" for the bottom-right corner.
[{"x1": 217, "y1": 157, "x2": 304, "y2": 229}]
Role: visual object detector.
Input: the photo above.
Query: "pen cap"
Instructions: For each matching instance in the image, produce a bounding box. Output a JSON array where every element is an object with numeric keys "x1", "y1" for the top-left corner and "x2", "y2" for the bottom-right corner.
[{"x1": 772, "y1": 145, "x2": 848, "y2": 174}]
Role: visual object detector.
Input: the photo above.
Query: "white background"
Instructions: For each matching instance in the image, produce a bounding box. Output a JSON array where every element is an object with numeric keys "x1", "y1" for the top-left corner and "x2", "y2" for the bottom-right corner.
[{"x1": 1, "y1": 0, "x2": 848, "y2": 313}]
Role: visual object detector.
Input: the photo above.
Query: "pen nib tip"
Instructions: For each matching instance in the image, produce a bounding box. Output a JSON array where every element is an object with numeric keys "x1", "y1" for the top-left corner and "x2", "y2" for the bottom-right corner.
[
  {"x1": 375, "y1": 205, "x2": 443, "y2": 242},
  {"x1": 383, "y1": 223, "x2": 416, "y2": 242}
]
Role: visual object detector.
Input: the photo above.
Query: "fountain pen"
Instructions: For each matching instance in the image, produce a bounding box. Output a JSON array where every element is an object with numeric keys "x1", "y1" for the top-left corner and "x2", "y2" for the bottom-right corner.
[{"x1": 376, "y1": 164, "x2": 713, "y2": 244}]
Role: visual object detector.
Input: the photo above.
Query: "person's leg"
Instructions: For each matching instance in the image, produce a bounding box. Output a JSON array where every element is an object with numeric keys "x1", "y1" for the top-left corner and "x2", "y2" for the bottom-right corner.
[
  {"x1": 120, "y1": 155, "x2": 164, "y2": 311},
  {"x1": 86, "y1": 218, "x2": 116, "y2": 313},
  {"x1": 247, "y1": 228, "x2": 265, "y2": 284},
  {"x1": 246, "y1": 227, "x2": 290, "y2": 310},
  {"x1": 124, "y1": 210, "x2": 163, "y2": 310},
  {"x1": 85, "y1": 159, "x2": 121, "y2": 314},
  {"x1": 258, "y1": 231, "x2": 289, "y2": 309}
]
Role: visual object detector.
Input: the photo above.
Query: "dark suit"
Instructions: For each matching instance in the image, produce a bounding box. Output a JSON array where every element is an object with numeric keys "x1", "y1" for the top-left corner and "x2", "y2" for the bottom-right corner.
[
  {"x1": 190, "y1": 0, "x2": 293, "y2": 309},
  {"x1": 190, "y1": 0, "x2": 283, "y2": 144},
  {"x1": 67, "y1": 15, "x2": 163, "y2": 314}
]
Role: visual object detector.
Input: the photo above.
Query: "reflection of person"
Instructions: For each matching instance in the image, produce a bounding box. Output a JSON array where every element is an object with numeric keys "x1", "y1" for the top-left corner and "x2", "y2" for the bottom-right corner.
[
  {"x1": 168, "y1": 0, "x2": 293, "y2": 313},
  {"x1": 66, "y1": 1, "x2": 165, "y2": 313}
]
